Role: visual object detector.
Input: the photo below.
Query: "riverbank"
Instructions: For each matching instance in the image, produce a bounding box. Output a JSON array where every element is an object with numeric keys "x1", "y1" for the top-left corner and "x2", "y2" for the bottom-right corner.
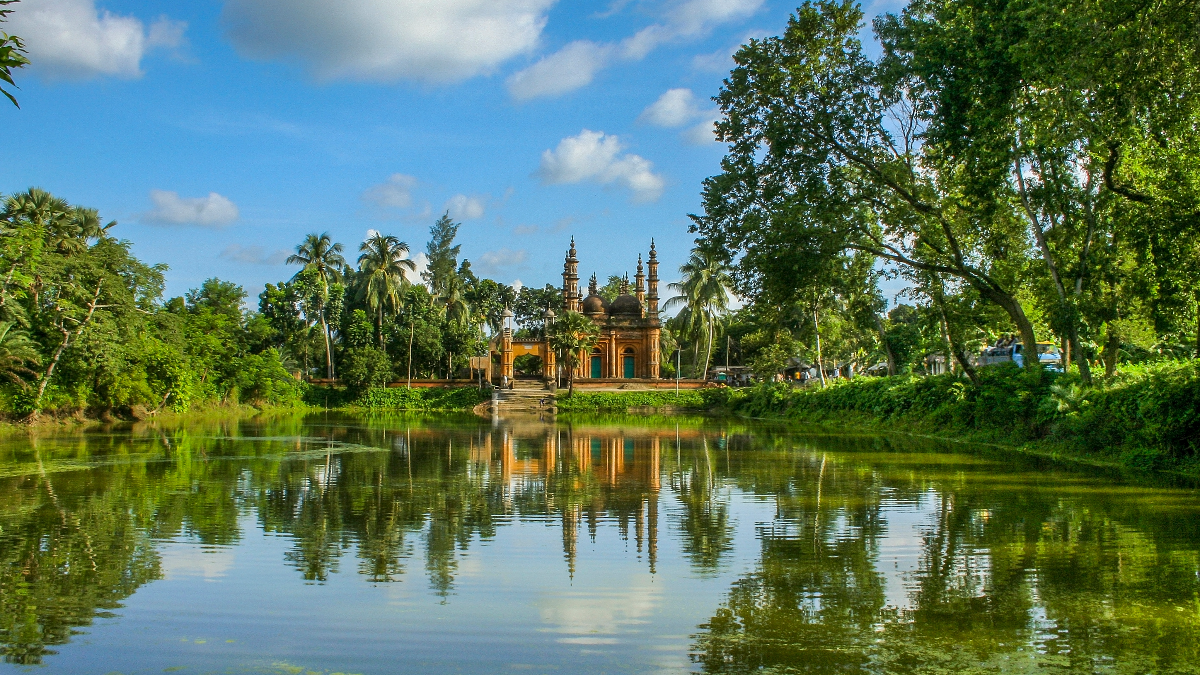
[{"x1": 558, "y1": 361, "x2": 1200, "y2": 476}]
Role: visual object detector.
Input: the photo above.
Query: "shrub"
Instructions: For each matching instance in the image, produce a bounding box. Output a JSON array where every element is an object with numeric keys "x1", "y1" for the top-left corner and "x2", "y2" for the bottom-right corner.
[
  {"x1": 341, "y1": 347, "x2": 392, "y2": 393},
  {"x1": 556, "y1": 390, "x2": 706, "y2": 412}
]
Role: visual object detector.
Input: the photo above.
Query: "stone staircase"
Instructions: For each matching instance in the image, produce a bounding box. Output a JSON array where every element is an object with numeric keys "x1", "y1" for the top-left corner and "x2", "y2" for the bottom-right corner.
[{"x1": 491, "y1": 380, "x2": 556, "y2": 416}]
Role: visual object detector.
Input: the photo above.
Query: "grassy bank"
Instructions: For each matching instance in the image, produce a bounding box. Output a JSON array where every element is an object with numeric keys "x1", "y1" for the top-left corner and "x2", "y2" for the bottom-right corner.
[
  {"x1": 555, "y1": 390, "x2": 713, "y2": 413},
  {"x1": 714, "y1": 361, "x2": 1200, "y2": 474}
]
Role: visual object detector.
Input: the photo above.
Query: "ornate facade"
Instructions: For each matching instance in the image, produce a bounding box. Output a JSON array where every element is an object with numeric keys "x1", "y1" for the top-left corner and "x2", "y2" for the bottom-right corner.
[{"x1": 561, "y1": 238, "x2": 662, "y2": 380}]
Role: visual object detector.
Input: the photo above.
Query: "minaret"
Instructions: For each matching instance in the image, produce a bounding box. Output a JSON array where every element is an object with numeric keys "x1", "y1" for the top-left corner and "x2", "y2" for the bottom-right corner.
[
  {"x1": 635, "y1": 254, "x2": 646, "y2": 310},
  {"x1": 646, "y1": 240, "x2": 659, "y2": 320},
  {"x1": 562, "y1": 252, "x2": 572, "y2": 311},
  {"x1": 564, "y1": 237, "x2": 580, "y2": 312}
]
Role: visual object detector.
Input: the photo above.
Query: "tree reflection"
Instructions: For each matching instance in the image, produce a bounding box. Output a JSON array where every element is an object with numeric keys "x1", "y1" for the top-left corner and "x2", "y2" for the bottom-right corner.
[{"x1": 690, "y1": 438, "x2": 1200, "y2": 674}]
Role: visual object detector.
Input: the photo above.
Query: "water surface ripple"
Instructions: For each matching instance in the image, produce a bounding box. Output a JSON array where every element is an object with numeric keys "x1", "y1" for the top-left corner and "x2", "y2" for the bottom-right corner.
[{"x1": 1, "y1": 413, "x2": 1198, "y2": 674}]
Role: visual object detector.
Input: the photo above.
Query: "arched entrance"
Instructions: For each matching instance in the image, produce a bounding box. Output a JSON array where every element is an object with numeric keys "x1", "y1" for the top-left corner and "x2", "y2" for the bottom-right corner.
[{"x1": 622, "y1": 347, "x2": 636, "y2": 379}]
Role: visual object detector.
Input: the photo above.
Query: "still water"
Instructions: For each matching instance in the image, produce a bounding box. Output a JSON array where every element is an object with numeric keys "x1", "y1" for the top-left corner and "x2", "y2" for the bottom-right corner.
[{"x1": 1, "y1": 413, "x2": 1198, "y2": 674}]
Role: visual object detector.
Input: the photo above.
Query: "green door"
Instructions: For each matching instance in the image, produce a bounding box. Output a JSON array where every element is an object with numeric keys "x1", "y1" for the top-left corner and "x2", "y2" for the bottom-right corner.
[
  {"x1": 623, "y1": 356, "x2": 635, "y2": 379},
  {"x1": 590, "y1": 355, "x2": 602, "y2": 379}
]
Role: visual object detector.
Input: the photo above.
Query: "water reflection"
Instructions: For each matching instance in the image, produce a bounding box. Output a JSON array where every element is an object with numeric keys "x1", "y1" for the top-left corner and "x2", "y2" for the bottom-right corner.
[{"x1": 0, "y1": 414, "x2": 1197, "y2": 672}]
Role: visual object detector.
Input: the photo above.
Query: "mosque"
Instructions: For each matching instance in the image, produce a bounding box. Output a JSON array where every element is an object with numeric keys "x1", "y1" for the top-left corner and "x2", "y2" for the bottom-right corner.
[{"x1": 494, "y1": 238, "x2": 662, "y2": 382}]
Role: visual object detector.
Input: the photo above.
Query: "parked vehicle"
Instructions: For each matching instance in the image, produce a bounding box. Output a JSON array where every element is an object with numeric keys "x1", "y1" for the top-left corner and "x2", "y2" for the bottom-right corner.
[{"x1": 979, "y1": 339, "x2": 1064, "y2": 372}]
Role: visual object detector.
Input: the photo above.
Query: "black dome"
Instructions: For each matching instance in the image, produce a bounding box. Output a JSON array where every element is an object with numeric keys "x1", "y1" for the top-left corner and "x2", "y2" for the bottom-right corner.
[
  {"x1": 609, "y1": 294, "x2": 642, "y2": 316},
  {"x1": 582, "y1": 294, "x2": 609, "y2": 314}
]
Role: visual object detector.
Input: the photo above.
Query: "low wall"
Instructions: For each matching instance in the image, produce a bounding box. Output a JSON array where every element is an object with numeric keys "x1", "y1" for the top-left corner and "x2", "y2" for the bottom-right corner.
[
  {"x1": 567, "y1": 379, "x2": 710, "y2": 390},
  {"x1": 307, "y1": 379, "x2": 482, "y2": 388}
]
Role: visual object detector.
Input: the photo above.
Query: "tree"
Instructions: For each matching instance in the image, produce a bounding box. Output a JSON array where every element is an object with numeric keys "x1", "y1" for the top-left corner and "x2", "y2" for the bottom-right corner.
[
  {"x1": 356, "y1": 233, "x2": 415, "y2": 348},
  {"x1": 0, "y1": 0, "x2": 28, "y2": 108},
  {"x1": 423, "y1": 212, "x2": 461, "y2": 300},
  {"x1": 0, "y1": 319, "x2": 38, "y2": 386},
  {"x1": 546, "y1": 310, "x2": 599, "y2": 396},
  {"x1": 665, "y1": 247, "x2": 732, "y2": 378},
  {"x1": 694, "y1": 0, "x2": 1044, "y2": 375},
  {"x1": 287, "y1": 233, "x2": 345, "y2": 379}
]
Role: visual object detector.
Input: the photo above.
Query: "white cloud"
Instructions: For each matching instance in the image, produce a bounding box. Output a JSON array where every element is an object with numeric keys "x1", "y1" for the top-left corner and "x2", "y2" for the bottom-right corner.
[
  {"x1": 404, "y1": 252, "x2": 429, "y2": 284},
  {"x1": 667, "y1": 0, "x2": 763, "y2": 37},
  {"x1": 220, "y1": 244, "x2": 289, "y2": 265},
  {"x1": 683, "y1": 112, "x2": 722, "y2": 144},
  {"x1": 639, "y1": 88, "x2": 701, "y2": 127},
  {"x1": 506, "y1": 40, "x2": 613, "y2": 100},
  {"x1": 513, "y1": 224, "x2": 539, "y2": 235},
  {"x1": 479, "y1": 248, "x2": 527, "y2": 268},
  {"x1": 362, "y1": 174, "x2": 417, "y2": 209},
  {"x1": 7, "y1": 0, "x2": 186, "y2": 79},
  {"x1": 444, "y1": 194, "x2": 486, "y2": 220},
  {"x1": 507, "y1": 0, "x2": 762, "y2": 99},
  {"x1": 537, "y1": 130, "x2": 664, "y2": 203},
  {"x1": 222, "y1": 0, "x2": 555, "y2": 83},
  {"x1": 143, "y1": 190, "x2": 239, "y2": 228}
]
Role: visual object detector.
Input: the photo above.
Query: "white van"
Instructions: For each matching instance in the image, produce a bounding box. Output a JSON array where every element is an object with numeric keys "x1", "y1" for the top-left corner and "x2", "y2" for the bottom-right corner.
[{"x1": 980, "y1": 340, "x2": 1064, "y2": 372}]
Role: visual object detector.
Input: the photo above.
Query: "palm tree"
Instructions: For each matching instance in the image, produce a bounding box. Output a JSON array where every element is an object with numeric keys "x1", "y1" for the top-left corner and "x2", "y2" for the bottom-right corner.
[
  {"x1": 287, "y1": 232, "x2": 345, "y2": 379},
  {"x1": 439, "y1": 271, "x2": 471, "y2": 326},
  {"x1": 0, "y1": 321, "x2": 40, "y2": 387},
  {"x1": 547, "y1": 310, "x2": 600, "y2": 396},
  {"x1": 665, "y1": 247, "x2": 733, "y2": 379},
  {"x1": 356, "y1": 233, "x2": 416, "y2": 348}
]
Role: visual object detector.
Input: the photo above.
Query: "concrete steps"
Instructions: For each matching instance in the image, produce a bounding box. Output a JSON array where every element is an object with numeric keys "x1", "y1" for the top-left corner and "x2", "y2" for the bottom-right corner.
[{"x1": 490, "y1": 381, "x2": 556, "y2": 416}]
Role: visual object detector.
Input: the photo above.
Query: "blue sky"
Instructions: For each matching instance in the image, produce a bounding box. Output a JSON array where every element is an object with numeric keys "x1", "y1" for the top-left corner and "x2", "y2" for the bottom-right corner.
[{"x1": 1, "y1": 0, "x2": 902, "y2": 302}]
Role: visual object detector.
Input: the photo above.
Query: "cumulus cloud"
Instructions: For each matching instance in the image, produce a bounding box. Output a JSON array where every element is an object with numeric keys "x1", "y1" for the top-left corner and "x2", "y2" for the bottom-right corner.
[
  {"x1": 508, "y1": 0, "x2": 762, "y2": 99},
  {"x1": 479, "y1": 248, "x2": 527, "y2": 269},
  {"x1": 639, "y1": 88, "x2": 702, "y2": 127},
  {"x1": 404, "y1": 252, "x2": 429, "y2": 284},
  {"x1": 222, "y1": 0, "x2": 555, "y2": 83},
  {"x1": 7, "y1": 0, "x2": 186, "y2": 80},
  {"x1": 537, "y1": 130, "x2": 664, "y2": 203},
  {"x1": 640, "y1": 88, "x2": 721, "y2": 144},
  {"x1": 220, "y1": 244, "x2": 289, "y2": 265},
  {"x1": 444, "y1": 194, "x2": 486, "y2": 220},
  {"x1": 683, "y1": 113, "x2": 722, "y2": 145},
  {"x1": 362, "y1": 174, "x2": 417, "y2": 209},
  {"x1": 506, "y1": 40, "x2": 613, "y2": 101},
  {"x1": 143, "y1": 190, "x2": 239, "y2": 228}
]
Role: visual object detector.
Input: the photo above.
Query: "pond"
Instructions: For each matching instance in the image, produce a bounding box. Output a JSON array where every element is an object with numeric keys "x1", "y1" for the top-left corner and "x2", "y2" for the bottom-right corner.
[{"x1": 1, "y1": 413, "x2": 1198, "y2": 674}]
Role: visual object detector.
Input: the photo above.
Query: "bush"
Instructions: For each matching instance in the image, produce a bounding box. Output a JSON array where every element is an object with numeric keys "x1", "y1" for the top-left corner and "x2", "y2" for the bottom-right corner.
[
  {"x1": 340, "y1": 347, "x2": 392, "y2": 393},
  {"x1": 354, "y1": 386, "x2": 488, "y2": 410},
  {"x1": 557, "y1": 390, "x2": 707, "y2": 412},
  {"x1": 723, "y1": 360, "x2": 1200, "y2": 470}
]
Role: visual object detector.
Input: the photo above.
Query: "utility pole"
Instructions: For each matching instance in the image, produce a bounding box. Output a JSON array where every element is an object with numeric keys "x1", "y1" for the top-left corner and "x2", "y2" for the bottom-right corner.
[
  {"x1": 726, "y1": 334, "x2": 730, "y2": 384},
  {"x1": 675, "y1": 348, "x2": 681, "y2": 398}
]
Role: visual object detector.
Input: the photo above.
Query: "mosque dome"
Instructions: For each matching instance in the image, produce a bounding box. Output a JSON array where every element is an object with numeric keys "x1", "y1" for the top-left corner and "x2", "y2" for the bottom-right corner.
[
  {"x1": 582, "y1": 294, "x2": 609, "y2": 314},
  {"x1": 609, "y1": 294, "x2": 642, "y2": 316}
]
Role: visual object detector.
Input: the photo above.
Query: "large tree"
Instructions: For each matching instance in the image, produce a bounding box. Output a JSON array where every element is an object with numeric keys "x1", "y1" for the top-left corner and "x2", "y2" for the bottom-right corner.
[
  {"x1": 693, "y1": 0, "x2": 1043, "y2": 373},
  {"x1": 547, "y1": 310, "x2": 600, "y2": 395},
  {"x1": 287, "y1": 233, "x2": 345, "y2": 379}
]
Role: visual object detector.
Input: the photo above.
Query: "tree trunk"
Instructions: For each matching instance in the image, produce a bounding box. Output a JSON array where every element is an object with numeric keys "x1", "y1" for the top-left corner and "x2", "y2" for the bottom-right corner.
[
  {"x1": 701, "y1": 318, "x2": 714, "y2": 379},
  {"x1": 938, "y1": 312, "x2": 953, "y2": 375},
  {"x1": 813, "y1": 308, "x2": 826, "y2": 387},
  {"x1": 1016, "y1": 154, "x2": 1090, "y2": 384},
  {"x1": 321, "y1": 314, "x2": 333, "y2": 380},
  {"x1": 977, "y1": 286, "x2": 1040, "y2": 380},
  {"x1": 874, "y1": 312, "x2": 896, "y2": 376},
  {"x1": 35, "y1": 281, "x2": 105, "y2": 410},
  {"x1": 378, "y1": 306, "x2": 385, "y2": 349},
  {"x1": 935, "y1": 300, "x2": 977, "y2": 385},
  {"x1": 407, "y1": 318, "x2": 414, "y2": 389},
  {"x1": 1103, "y1": 328, "x2": 1120, "y2": 377}
]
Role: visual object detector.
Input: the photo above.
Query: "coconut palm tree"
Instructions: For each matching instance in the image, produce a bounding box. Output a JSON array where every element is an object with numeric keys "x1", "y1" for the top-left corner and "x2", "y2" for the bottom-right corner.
[
  {"x1": 0, "y1": 320, "x2": 40, "y2": 387},
  {"x1": 547, "y1": 310, "x2": 600, "y2": 396},
  {"x1": 356, "y1": 233, "x2": 416, "y2": 348},
  {"x1": 287, "y1": 232, "x2": 345, "y2": 379},
  {"x1": 665, "y1": 247, "x2": 733, "y2": 379}
]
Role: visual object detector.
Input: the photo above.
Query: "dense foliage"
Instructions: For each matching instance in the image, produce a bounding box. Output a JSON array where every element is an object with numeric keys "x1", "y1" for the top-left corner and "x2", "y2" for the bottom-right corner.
[
  {"x1": 719, "y1": 360, "x2": 1200, "y2": 471},
  {"x1": 687, "y1": 0, "x2": 1200, "y2": 387},
  {"x1": 555, "y1": 390, "x2": 709, "y2": 412}
]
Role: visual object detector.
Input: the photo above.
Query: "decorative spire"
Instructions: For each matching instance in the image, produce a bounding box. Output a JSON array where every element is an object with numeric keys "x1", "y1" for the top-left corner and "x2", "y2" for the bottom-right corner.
[
  {"x1": 569, "y1": 237, "x2": 577, "y2": 260},
  {"x1": 589, "y1": 273, "x2": 598, "y2": 295},
  {"x1": 620, "y1": 274, "x2": 630, "y2": 296}
]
